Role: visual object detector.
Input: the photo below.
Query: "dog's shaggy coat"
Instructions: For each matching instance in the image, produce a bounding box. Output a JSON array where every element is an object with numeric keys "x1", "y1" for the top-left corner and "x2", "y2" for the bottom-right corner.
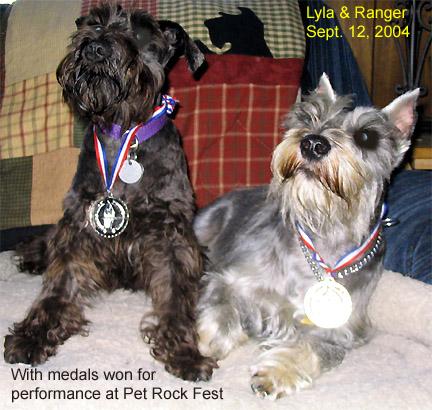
[
  {"x1": 195, "y1": 75, "x2": 419, "y2": 397},
  {"x1": 4, "y1": 4, "x2": 216, "y2": 381}
]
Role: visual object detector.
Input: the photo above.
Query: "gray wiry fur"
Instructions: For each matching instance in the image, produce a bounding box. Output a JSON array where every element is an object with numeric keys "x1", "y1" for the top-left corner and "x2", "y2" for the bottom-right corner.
[{"x1": 194, "y1": 75, "x2": 419, "y2": 399}]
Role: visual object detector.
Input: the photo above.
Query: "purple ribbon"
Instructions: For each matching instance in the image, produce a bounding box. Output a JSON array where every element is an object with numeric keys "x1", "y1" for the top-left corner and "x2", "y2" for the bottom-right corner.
[
  {"x1": 101, "y1": 94, "x2": 176, "y2": 143},
  {"x1": 102, "y1": 114, "x2": 167, "y2": 143}
]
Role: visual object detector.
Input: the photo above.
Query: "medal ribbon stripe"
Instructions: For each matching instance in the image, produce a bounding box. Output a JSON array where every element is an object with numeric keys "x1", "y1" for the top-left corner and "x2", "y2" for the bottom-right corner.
[
  {"x1": 153, "y1": 95, "x2": 176, "y2": 117},
  {"x1": 332, "y1": 204, "x2": 386, "y2": 272},
  {"x1": 93, "y1": 125, "x2": 139, "y2": 193},
  {"x1": 297, "y1": 204, "x2": 386, "y2": 276},
  {"x1": 332, "y1": 225, "x2": 381, "y2": 272},
  {"x1": 93, "y1": 132, "x2": 109, "y2": 189},
  {"x1": 108, "y1": 124, "x2": 141, "y2": 191}
]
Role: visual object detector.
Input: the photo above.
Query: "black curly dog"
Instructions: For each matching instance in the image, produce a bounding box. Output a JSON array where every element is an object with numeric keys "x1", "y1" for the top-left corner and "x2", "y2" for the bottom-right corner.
[{"x1": 4, "y1": 3, "x2": 217, "y2": 381}]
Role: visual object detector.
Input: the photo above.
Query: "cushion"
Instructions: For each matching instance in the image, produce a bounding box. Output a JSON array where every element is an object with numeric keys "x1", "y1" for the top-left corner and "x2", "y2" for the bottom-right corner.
[{"x1": 0, "y1": 0, "x2": 305, "y2": 230}]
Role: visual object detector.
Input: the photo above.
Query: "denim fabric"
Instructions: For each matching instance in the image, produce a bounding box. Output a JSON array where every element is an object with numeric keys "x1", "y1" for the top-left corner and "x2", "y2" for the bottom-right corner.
[
  {"x1": 299, "y1": 0, "x2": 372, "y2": 106},
  {"x1": 384, "y1": 170, "x2": 432, "y2": 284}
]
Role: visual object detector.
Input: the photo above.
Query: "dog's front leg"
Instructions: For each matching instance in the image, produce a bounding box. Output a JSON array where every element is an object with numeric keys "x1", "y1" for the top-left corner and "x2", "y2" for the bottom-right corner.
[
  {"x1": 139, "y1": 217, "x2": 217, "y2": 381},
  {"x1": 4, "y1": 223, "x2": 101, "y2": 365},
  {"x1": 250, "y1": 337, "x2": 346, "y2": 399}
]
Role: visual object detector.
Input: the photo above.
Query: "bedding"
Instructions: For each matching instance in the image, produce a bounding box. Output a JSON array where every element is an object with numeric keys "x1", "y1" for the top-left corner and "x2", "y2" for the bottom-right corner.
[{"x1": 0, "y1": 251, "x2": 431, "y2": 409}]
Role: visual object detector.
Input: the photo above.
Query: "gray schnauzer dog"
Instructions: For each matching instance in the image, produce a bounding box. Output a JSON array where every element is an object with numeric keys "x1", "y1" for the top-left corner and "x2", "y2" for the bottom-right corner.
[
  {"x1": 4, "y1": 4, "x2": 217, "y2": 381},
  {"x1": 194, "y1": 74, "x2": 419, "y2": 398}
]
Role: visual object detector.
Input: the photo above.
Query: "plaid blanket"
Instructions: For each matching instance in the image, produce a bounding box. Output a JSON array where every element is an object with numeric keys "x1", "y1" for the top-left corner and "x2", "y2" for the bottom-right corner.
[{"x1": 0, "y1": 0, "x2": 304, "y2": 230}]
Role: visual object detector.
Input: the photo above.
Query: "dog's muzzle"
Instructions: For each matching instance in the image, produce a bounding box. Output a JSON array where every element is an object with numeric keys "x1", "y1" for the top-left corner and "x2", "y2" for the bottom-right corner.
[
  {"x1": 300, "y1": 134, "x2": 331, "y2": 161},
  {"x1": 83, "y1": 42, "x2": 111, "y2": 63}
]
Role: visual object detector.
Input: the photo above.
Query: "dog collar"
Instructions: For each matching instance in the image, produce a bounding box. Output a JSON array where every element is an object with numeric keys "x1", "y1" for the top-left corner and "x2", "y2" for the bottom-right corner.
[
  {"x1": 297, "y1": 204, "x2": 387, "y2": 281},
  {"x1": 100, "y1": 94, "x2": 176, "y2": 143}
]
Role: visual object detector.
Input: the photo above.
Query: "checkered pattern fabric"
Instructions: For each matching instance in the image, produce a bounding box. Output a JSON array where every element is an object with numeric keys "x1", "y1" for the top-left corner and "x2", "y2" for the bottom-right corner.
[
  {"x1": 156, "y1": 0, "x2": 305, "y2": 58},
  {"x1": 174, "y1": 82, "x2": 298, "y2": 207},
  {"x1": 168, "y1": 54, "x2": 303, "y2": 207},
  {"x1": 0, "y1": 0, "x2": 304, "y2": 230},
  {"x1": 81, "y1": 0, "x2": 305, "y2": 58},
  {"x1": 0, "y1": 73, "x2": 73, "y2": 159}
]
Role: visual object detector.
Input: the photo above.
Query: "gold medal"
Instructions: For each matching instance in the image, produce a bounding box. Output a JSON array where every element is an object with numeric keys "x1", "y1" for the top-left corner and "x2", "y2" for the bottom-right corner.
[{"x1": 304, "y1": 279, "x2": 352, "y2": 329}]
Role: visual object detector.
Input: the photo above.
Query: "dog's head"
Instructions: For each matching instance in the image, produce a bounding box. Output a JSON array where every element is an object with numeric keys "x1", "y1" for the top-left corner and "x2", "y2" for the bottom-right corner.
[
  {"x1": 270, "y1": 74, "x2": 419, "y2": 235},
  {"x1": 57, "y1": 4, "x2": 204, "y2": 126}
]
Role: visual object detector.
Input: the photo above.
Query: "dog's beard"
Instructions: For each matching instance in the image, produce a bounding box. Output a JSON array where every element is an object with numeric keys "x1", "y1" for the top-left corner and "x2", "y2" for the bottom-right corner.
[
  {"x1": 58, "y1": 50, "x2": 163, "y2": 127},
  {"x1": 270, "y1": 131, "x2": 370, "y2": 235},
  {"x1": 74, "y1": 68, "x2": 127, "y2": 115}
]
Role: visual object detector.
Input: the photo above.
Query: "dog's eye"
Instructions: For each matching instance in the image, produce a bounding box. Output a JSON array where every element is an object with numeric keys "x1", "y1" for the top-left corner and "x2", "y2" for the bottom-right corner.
[
  {"x1": 133, "y1": 27, "x2": 152, "y2": 47},
  {"x1": 353, "y1": 130, "x2": 379, "y2": 150},
  {"x1": 93, "y1": 25, "x2": 103, "y2": 33}
]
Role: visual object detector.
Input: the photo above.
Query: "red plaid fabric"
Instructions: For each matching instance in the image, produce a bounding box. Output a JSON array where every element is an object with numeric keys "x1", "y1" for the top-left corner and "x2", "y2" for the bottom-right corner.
[{"x1": 169, "y1": 55, "x2": 303, "y2": 207}]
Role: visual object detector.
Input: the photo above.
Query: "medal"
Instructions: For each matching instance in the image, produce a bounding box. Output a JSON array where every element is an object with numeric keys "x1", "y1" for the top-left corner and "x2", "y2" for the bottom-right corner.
[
  {"x1": 304, "y1": 279, "x2": 352, "y2": 329},
  {"x1": 89, "y1": 195, "x2": 129, "y2": 238},
  {"x1": 296, "y1": 208, "x2": 387, "y2": 329},
  {"x1": 90, "y1": 124, "x2": 141, "y2": 238},
  {"x1": 89, "y1": 95, "x2": 177, "y2": 238}
]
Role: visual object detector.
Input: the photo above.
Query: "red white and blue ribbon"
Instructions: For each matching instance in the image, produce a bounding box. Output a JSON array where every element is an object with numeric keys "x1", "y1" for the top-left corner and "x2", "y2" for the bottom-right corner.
[
  {"x1": 153, "y1": 94, "x2": 176, "y2": 117},
  {"x1": 93, "y1": 125, "x2": 141, "y2": 192},
  {"x1": 297, "y1": 204, "x2": 386, "y2": 276},
  {"x1": 94, "y1": 94, "x2": 177, "y2": 192}
]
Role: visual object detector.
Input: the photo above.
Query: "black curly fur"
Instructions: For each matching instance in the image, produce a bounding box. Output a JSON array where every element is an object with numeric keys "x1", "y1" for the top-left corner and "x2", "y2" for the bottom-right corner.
[{"x1": 4, "y1": 3, "x2": 217, "y2": 381}]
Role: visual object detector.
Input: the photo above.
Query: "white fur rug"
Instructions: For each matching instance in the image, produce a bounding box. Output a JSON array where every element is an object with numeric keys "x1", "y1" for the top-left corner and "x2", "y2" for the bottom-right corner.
[{"x1": 1, "y1": 251, "x2": 431, "y2": 410}]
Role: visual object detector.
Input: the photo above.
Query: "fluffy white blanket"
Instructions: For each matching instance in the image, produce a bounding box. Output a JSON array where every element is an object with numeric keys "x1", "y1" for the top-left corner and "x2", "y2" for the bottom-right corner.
[{"x1": 1, "y1": 251, "x2": 431, "y2": 410}]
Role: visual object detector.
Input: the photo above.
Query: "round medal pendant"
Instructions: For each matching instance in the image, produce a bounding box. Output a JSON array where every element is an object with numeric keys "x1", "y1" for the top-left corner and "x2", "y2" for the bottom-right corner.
[
  {"x1": 89, "y1": 196, "x2": 129, "y2": 238},
  {"x1": 304, "y1": 279, "x2": 352, "y2": 329},
  {"x1": 119, "y1": 159, "x2": 144, "y2": 184}
]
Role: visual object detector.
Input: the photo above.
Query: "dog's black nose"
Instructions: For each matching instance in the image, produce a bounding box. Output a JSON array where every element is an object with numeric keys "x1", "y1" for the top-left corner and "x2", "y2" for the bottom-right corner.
[
  {"x1": 83, "y1": 42, "x2": 111, "y2": 62},
  {"x1": 300, "y1": 134, "x2": 331, "y2": 160}
]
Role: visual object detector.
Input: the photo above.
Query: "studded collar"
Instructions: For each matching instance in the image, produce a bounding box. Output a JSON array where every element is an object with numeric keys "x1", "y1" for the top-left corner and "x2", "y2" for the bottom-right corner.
[{"x1": 297, "y1": 204, "x2": 386, "y2": 281}]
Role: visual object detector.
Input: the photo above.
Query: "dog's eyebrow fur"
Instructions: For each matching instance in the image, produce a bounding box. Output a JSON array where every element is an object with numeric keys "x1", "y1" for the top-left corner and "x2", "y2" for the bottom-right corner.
[{"x1": 284, "y1": 95, "x2": 353, "y2": 132}]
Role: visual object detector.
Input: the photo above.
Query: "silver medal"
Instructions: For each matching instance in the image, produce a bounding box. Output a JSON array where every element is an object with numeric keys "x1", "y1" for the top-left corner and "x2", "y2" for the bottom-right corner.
[
  {"x1": 119, "y1": 158, "x2": 144, "y2": 184},
  {"x1": 89, "y1": 196, "x2": 129, "y2": 238}
]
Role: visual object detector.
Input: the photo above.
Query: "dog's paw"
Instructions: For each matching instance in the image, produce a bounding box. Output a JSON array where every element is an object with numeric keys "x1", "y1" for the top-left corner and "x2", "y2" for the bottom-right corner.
[
  {"x1": 141, "y1": 328, "x2": 155, "y2": 345},
  {"x1": 197, "y1": 308, "x2": 248, "y2": 360},
  {"x1": 250, "y1": 365, "x2": 314, "y2": 399},
  {"x1": 4, "y1": 334, "x2": 55, "y2": 365},
  {"x1": 250, "y1": 343, "x2": 321, "y2": 399},
  {"x1": 166, "y1": 354, "x2": 218, "y2": 382}
]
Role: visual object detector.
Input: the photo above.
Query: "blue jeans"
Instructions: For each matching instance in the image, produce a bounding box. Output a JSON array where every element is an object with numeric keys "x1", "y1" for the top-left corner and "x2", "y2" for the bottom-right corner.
[{"x1": 384, "y1": 170, "x2": 432, "y2": 284}]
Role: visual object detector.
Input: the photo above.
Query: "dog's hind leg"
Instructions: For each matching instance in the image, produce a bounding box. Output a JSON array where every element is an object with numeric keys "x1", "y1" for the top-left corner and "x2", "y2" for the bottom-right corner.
[
  {"x1": 197, "y1": 271, "x2": 249, "y2": 360},
  {"x1": 198, "y1": 273, "x2": 298, "y2": 359},
  {"x1": 4, "y1": 221, "x2": 103, "y2": 365},
  {"x1": 14, "y1": 226, "x2": 54, "y2": 275}
]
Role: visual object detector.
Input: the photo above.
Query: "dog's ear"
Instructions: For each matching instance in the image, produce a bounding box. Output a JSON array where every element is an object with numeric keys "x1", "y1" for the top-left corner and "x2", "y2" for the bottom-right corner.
[
  {"x1": 383, "y1": 88, "x2": 420, "y2": 162},
  {"x1": 315, "y1": 73, "x2": 337, "y2": 101},
  {"x1": 383, "y1": 89, "x2": 420, "y2": 138},
  {"x1": 75, "y1": 16, "x2": 86, "y2": 28},
  {"x1": 158, "y1": 20, "x2": 205, "y2": 73}
]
